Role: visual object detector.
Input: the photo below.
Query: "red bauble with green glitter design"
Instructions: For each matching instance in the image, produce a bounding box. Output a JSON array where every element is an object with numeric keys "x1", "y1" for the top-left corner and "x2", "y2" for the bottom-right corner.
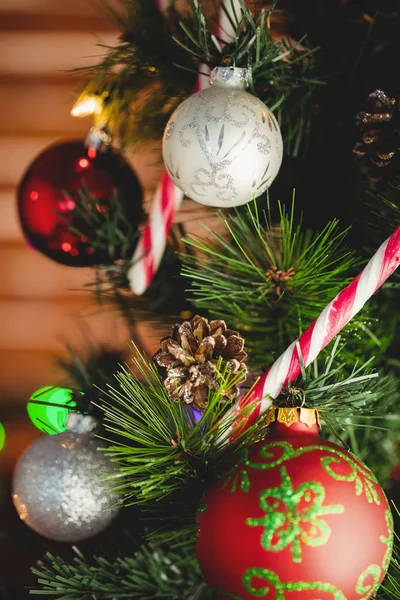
[{"x1": 196, "y1": 410, "x2": 393, "y2": 600}]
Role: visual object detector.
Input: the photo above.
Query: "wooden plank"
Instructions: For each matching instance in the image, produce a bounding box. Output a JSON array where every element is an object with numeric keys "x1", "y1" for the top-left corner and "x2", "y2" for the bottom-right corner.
[
  {"x1": 0, "y1": 243, "x2": 93, "y2": 298},
  {"x1": 0, "y1": 31, "x2": 118, "y2": 76},
  {"x1": 0, "y1": 298, "x2": 165, "y2": 351},
  {"x1": 0, "y1": 299, "x2": 166, "y2": 407},
  {"x1": 0, "y1": 298, "x2": 128, "y2": 351},
  {"x1": 0, "y1": 189, "x2": 22, "y2": 241},
  {"x1": 0, "y1": 0, "x2": 118, "y2": 17},
  {"x1": 0, "y1": 349, "x2": 67, "y2": 406},
  {"x1": 0, "y1": 81, "x2": 91, "y2": 135},
  {"x1": 0, "y1": 13, "x2": 115, "y2": 32}
]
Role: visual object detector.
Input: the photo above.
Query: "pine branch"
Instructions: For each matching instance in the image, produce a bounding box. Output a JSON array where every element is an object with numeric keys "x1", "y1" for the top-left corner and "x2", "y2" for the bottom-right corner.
[
  {"x1": 174, "y1": 0, "x2": 322, "y2": 156},
  {"x1": 365, "y1": 182, "x2": 400, "y2": 274},
  {"x1": 70, "y1": 1, "x2": 321, "y2": 155},
  {"x1": 294, "y1": 338, "x2": 396, "y2": 417},
  {"x1": 70, "y1": 0, "x2": 197, "y2": 148},
  {"x1": 176, "y1": 1, "x2": 318, "y2": 78},
  {"x1": 95, "y1": 345, "x2": 261, "y2": 509},
  {"x1": 64, "y1": 184, "x2": 190, "y2": 314},
  {"x1": 180, "y1": 197, "x2": 378, "y2": 368},
  {"x1": 275, "y1": 338, "x2": 400, "y2": 484},
  {"x1": 62, "y1": 183, "x2": 143, "y2": 290},
  {"x1": 95, "y1": 328, "x2": 398, "y2": 514},
  {"x1": 31, "y1": 539, "x2": 212, "y2": 600},
  {"x1": 57, "y1": 343, "x2": 128, "y2": 420}
]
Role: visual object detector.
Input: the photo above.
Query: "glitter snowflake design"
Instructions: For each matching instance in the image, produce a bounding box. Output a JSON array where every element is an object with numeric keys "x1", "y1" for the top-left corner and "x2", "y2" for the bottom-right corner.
[{"x1": 247, "y1": 466, "x2": 344, "y2": 563}]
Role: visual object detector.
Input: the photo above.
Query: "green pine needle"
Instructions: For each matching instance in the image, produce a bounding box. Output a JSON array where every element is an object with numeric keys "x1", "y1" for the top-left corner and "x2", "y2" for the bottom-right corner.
[
  {"x1": 278, "y1": 339, "x2": 400, "y2": 483},
  {"x1": 174, "y1": 0, "x2": 322, "y2": 155},
  {"x1": 181, "y1": 197, "x2": 368, "y2": 367},
  {"x1": 70, "y1": 1, "x2": 321, "y2": 155},
  {"x1": 60, "y1": 182, "x2": 143, "y2": 294},
  {"x1": 95, "y1": 345, "x2": 261, "y2": 508},
  {"x1": 366, "y1": 183, "x2": 400, "y2": 282},
  {"x1": 70, "y1": 0, "x2": 196, "y2": 149},
  {"x1": 380, "y1": 553, "x2": 400, "y2": 600},
  {"x1": 295, "y1": 338, "x2": 395, "y2": 416},
  {"x1": 31, "y1": 539, "x2": 211, "y2": 600}
]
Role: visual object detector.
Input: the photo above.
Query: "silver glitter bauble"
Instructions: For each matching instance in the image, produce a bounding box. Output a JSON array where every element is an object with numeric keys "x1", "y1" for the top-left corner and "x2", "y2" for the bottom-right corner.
[
  {"x1": 12, "y1": 416, "x2": 120, "y2": 542},
  {"x1": 162, "y1": 66, "x2": 283, "y2": 208}
]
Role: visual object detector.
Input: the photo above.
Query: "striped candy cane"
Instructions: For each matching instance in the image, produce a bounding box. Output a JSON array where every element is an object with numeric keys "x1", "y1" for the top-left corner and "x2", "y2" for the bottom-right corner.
[
  {"x1": 218, "y1": 224, "x2": 400, "y2": 444},
  {"x1": 127, "y1": 171, "x2": 183, "y2": 295},
  {"x1": 128, "y1": 0, "x2": 242, "y2": 295}
]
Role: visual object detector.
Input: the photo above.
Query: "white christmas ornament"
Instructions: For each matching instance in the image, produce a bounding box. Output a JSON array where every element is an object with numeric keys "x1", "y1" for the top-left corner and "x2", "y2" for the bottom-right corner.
[{"x1": 162, "y1": 66, "x2": 283, "y2": 208}]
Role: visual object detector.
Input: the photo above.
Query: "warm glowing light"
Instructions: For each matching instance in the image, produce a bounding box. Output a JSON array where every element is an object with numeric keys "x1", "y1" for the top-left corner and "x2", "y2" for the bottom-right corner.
[
  {"x1": 29, "y1": 191, "x2": 39, "y2": 201},
  {"x1": 78, "y1": 158, "x2": 90, "y2": 169},
  {"x1": 71, "y1": 95, "x2": 102, "y2": 118},
  {"x1": 87, "y1": 146, "x2": 97, "y2": 159},
  {"x1": 13, "y1": 495, "x2": 28, "y2": 521},
  {"x1": 62, "y1": 242, "x2": 72, "y2": 252},
  {"x1": 0, "y1": 422, "x2": 5, "y2": 451},
  {"x1": 27, "y1": 386, "x2": 78, "y2": 434}
]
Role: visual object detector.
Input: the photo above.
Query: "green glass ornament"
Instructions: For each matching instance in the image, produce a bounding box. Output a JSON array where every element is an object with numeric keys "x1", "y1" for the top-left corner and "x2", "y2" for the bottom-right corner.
[
  {"x1": 27, "y1": 386, "x2": 78, "y2": 434},
  {"x1": 0, "y1": 422, "x2": 5, "y2": 451}
]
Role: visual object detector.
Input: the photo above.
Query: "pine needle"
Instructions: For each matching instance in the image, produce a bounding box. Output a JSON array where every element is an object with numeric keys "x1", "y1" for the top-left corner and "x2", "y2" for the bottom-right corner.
[
  {"x1": 30, "y1": 538, "x2": 211, "y2": 600},
  {"x1": 181, "y1": 197, "x2": 368, "y2": 368},
  {"x1": 94, "y1": 345, "x2": 262, "y2": 508}
]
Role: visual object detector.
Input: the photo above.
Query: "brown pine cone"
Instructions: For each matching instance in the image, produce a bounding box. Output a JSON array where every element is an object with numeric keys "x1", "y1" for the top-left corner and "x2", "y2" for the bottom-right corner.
[
  {"x1": 154, "y1": 315, "x2": 248, "y2": 412},
  {"x1": 353, "y1": 89, "x2": 400, "y2": 182}
]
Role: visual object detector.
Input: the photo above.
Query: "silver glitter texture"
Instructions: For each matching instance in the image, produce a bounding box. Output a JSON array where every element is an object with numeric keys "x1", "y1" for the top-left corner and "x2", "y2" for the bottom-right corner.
[
  {"x1": 12, "y1": 431, "x2": 120, "y2": 542},
  {"x1": 162, "y1": 67, "x2": 283, "y2": 207},
  {"x1": 176, "y1": 87, "x2": 272, "y2": 202},
  {"x1": 165, "y1": 121, "x2": 175, "y2": 140}
]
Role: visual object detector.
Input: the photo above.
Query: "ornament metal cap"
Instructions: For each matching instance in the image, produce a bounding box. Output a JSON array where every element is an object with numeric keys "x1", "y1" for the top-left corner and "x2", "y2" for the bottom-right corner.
[
  {"x1": 209, "y1": 66, "x2": 249, "y2": 90},
  {"x1": 85, "y1": 124, "x2": 112, "y2": 155},
  {"x1": 67, "y1": 413, "x2": 98, "y2": 434},
  {"x1": 264, "y1": 406, "x2": 321, "y2": 429}
]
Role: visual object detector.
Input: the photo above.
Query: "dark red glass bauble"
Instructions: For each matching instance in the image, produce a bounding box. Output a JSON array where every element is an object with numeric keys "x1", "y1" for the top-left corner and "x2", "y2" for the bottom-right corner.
[
  {"x1": 17, "y1": 140, "x2": 143, "y2": 267},
  {"x1": 196, "y1": 415, "x2": 393, "y2": 600}
]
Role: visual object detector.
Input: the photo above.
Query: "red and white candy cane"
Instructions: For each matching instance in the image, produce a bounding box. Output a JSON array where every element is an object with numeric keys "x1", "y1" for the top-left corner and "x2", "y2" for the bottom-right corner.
[
  {"x1": 218, "y1": 224, "x2": 400, "y2": 444},
  {"x1": 128, "y1": 0, "x2": 242, "y2": 295}
]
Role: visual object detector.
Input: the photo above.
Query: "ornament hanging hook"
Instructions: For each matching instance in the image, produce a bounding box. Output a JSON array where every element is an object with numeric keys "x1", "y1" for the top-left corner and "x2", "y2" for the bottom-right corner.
[{"x1": 221, "y1": 54, "x2": 236, "y2": 68}]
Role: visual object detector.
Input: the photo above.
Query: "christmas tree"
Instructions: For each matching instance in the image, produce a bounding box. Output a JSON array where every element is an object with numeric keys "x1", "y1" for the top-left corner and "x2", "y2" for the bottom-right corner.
[{"x1": 2, "y1": 1, "x2": 400, "y2": 598}]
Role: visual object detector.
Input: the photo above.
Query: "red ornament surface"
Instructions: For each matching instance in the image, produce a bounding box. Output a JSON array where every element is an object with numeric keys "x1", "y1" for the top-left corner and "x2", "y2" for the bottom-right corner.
[
  {"x1": 17, "y1": 140, "x2": 143, "y2": 267},
  {"x1": 196, "y1": 419, "x2": 393, "y2": 600}
]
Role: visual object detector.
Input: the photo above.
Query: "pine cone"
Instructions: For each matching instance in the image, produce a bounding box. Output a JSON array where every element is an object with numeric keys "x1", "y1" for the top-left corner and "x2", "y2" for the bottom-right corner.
[
  {"x1": 154, "y1": 315, "x2": 248, "y2": 411},
  {"x1": 353, "y1": 89, "x2": 400, "y2": 182}
]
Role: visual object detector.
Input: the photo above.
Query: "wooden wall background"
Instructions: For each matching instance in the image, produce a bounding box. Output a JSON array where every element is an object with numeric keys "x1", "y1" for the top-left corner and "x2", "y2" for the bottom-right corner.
[
  {"x1": 0, "y1": 1, "x2": 166, "y2": 404},
  {"x1": 0, "y1": 0, "x2": 219, "y2": 478},
  {"x1": 0, "y1": 0, "x2": 121, "y2": 415},
  {"x1": 0, "y1": 0, "x2": 223, "y2": 477}
]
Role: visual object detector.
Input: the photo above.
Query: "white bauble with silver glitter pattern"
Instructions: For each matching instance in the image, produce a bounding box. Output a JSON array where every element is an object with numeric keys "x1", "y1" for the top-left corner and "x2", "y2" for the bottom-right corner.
[
  {"x1": 162, "y1": 66, "x2": 283, "y2": 208},
  {"x1": 12, "y1": 415, "x2": 120, "y2": 542}
]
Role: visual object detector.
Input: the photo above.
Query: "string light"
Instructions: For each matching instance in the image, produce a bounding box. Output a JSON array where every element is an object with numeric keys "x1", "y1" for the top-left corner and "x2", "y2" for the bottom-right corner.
[
  {"x1": 27, "y1": 386, "x2": 78, "y2": 434},
  {"x1": 0, "y1": 422, "x2": 5, "y2": 451},
  {"x1": 71, "y1": 94, "x2": 102, "y2": 118}
]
